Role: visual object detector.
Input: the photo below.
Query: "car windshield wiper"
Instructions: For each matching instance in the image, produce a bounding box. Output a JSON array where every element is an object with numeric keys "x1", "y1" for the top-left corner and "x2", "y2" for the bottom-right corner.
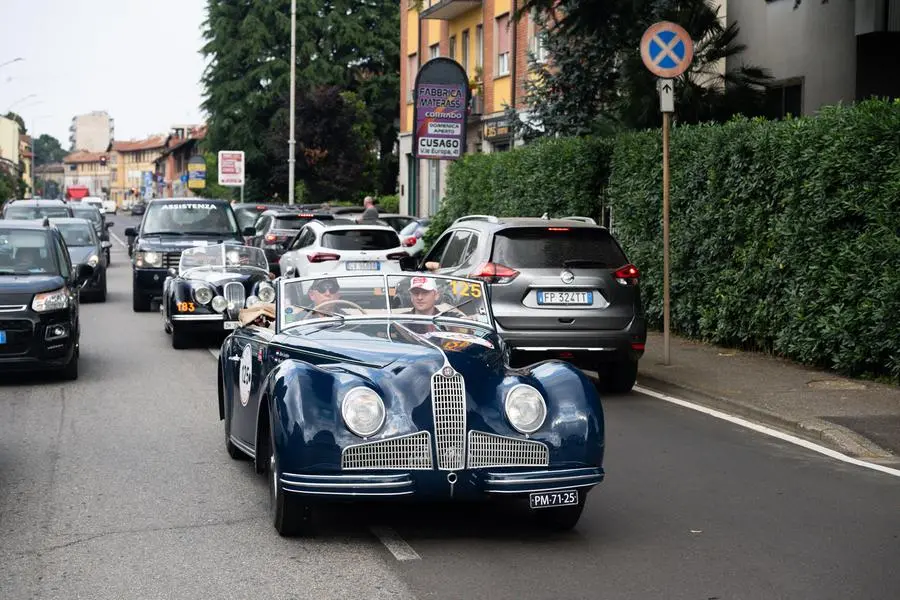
[
  {"x1": 434, "y1": 298, "x2": 475, "y2": 319},
  {"x1": 0, "y1": 267, "x2": 16, "y2": 274},
  {"x1": 143, "y1": 230, "x2": 185, "y2": 236},
  {"x1": 180, "y1": 231, "x2": 234, "y2": 236},
  {"x1": 563, "y1": 259, "x2": 608, "y2": 268}
]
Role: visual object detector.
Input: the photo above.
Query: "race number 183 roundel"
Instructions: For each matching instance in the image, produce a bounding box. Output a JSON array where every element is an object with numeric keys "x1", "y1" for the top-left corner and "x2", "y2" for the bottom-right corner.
[{"x1": 239, "y1": 344, "x2": 253, "y2": 407}]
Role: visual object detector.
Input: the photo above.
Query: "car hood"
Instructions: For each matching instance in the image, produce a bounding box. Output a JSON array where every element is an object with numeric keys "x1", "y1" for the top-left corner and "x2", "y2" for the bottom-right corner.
[
  {"x1": 276, "y1": 320, "x2": 504, "y2": 373},
  {"x1": 137, "y1": 234, "x2": 242, "y2": 252},
  {"x1": 0, "y1": 274, "x2": 66, "y2": 305},
  {"x1": 67, "y1": 245, "x2": 98, "y2": 265}
]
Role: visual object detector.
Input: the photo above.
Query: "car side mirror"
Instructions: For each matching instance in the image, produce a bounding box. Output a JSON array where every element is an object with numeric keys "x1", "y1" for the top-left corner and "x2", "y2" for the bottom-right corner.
[
  {"x1": 283, "y1": 265, "x2": 297, "y2": 278},
  {"x1": 101, "y1": 241, "x2": 112, "y2": 249},
  {"x1": 124, "y1": 227, "x2": 136, "y2": 237},
  {"x1": 106, "y1": 222, "x2": 114, "y2": 228},
  {"x1": 75, "y1": 263, "x2": 94, "y2": 284},
  {"x1": 398, "y1": 255, "x2": 418, "y2": 271},
  {"x1": 242, "y1": 226, "x2": 256, "y2": 237}
]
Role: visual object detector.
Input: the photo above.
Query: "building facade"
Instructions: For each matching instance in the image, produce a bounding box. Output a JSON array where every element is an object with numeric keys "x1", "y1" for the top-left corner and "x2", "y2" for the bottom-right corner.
[
  {"x1": 19, "y1": 135, "x2": 33, "y2": 198},
  {"x1": 70, "y1": 111, "x2": 115, "y2": 152},
  {"x1": 729, "y1": 0, "x2": 900, "y2": 118},
  {"x1": 153, "y1": 125, "x2": 207, "y2": 198},
  {"x1": 107, "y1": 135, "x2": 168, "y2": 204},
  {"x1": 34, "y1": 163, "x2": 65, "y2": 199},
  {"x1": 0, "y1": 115, "x2": 20, "y2": 173},
  {"x1": 398, "y1": 0, "x2": 546, "y2": 216},
  {"x1": 63, "y1": 151, "x2": 110, "y2": 198}
]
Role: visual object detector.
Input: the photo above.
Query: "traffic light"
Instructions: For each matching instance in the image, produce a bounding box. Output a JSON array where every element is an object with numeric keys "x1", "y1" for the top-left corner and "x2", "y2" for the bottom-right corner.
[{"x1": 99, "y1": 155, "x2": 107, "y2": 167}]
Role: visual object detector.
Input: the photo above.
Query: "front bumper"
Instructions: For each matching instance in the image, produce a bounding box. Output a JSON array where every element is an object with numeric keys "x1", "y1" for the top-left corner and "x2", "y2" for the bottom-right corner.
[
  {"x1": 0, "y1": 313, "x2": 76, "y2": 372},
  {"x1": 279, "y1": 466, "x2": 604, "y2": 499},
  {"x1": 133, "y1": 268, "x2": 168, "y2": 300},
  {"x1": 170, "y1": 312, "x2": 239, "y2": 333}
]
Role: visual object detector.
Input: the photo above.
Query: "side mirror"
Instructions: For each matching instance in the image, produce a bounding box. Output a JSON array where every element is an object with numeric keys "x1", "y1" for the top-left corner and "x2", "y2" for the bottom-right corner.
[
  {"x1": 167, "y1": 267, "x2": 177, "y2": 277},
  {"x1": 242, "y1": 226, "x2": 256, "y2": 237},
  {"x1": 283, "y1": 265, "x2": 297, "y2": 278},
  {"x1": 398, "y1": 255, "x2": 418, "y2": 271},
  {"x1": 75, "y1": 263, "x2": 94, "y2": 284},
  {"x1": 124, "y1": 227, "x2": 136, "y2": 238},
  {"x1": 106, "y1": 222, "x2": 114, "y2": 228},
  {"x1": 101, "y1": 241, "x2": 112, "y2": 249}
]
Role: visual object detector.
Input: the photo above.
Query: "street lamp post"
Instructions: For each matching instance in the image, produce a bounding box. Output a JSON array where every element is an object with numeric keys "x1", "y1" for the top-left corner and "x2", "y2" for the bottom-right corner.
[{"x1": 288, "y1": 0, "x2": 296, "y2": 205}]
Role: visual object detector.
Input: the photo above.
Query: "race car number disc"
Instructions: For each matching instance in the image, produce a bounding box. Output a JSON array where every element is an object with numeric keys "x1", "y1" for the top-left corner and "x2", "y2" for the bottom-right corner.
[{"x1": 239, "y1": 344, "x2": 253, "y2": 407}]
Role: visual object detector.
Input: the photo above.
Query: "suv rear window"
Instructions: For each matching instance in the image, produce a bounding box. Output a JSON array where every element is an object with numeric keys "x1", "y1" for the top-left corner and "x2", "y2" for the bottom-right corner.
[
  {"x1": 322, "y1": 229, "x2": 399, "y2": 251},
  {"x1": 491, "y1": 227, "x2": 626, "y2": 268}
]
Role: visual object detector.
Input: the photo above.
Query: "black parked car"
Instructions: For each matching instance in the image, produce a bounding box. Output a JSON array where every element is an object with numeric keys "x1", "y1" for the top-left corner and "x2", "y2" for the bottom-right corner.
[
  {"x1": 0, "y1": 220, "x2": 94, "y2": 379},
  {"x1": 51, "y1": 218, "x2": 108, "y2": 302},
  {"x1": 247, "y1": 208, "x2": 336, "y2": 274},
  {"x1": 130, "y1": 201, "x2": 147, "y2": 216},
  {"x1": 70, "y1": 204, "x2": 114, "y2": 264},
  {"x1": 125, "y1": 198, "x2": 255, "y2": 312},
  {"x1": 2, "y1": 199, "x2": 74, "y2": 220}
]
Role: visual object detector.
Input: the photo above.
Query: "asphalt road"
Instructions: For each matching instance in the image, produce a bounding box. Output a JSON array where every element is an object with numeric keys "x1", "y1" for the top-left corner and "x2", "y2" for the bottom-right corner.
[{"x1": 0, "y1": 216, "x2": 898, "y2": 600}]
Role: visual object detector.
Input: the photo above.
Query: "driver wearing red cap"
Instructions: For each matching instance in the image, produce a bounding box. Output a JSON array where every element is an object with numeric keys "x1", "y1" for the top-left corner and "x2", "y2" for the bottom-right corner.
[{"x1": 408, "y1": 276, "x2": 440, "y2": 315}]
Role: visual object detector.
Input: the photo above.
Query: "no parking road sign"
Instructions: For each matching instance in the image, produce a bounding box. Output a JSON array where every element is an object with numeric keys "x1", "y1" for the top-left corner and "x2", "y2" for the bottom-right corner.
[{"x1": 640, "y1": 21, "x2": 693, "y2": 78}]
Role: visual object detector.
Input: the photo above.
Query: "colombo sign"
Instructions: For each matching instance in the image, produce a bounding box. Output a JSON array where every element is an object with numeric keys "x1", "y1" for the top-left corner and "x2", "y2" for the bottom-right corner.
[{"x1": 413, "y1": 58, "x2": 471, "y2": 160}]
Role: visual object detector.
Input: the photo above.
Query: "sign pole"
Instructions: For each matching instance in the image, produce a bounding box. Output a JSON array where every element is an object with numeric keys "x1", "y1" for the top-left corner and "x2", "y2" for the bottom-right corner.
[
  {"x1": 662, "y1": 110, "x2": 671, "y2": 365},
  {"x1": 288, "y1": 0, "x2": 297, "y2": 205},
  {"x1": 640, "y1": 22, "x2": 693, "y2": 367}
]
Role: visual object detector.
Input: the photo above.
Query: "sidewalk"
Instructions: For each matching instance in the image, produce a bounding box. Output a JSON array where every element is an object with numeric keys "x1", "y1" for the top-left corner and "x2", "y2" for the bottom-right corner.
[{"x1": 634, "y1": 331, "x2": 900, "y2": 464}]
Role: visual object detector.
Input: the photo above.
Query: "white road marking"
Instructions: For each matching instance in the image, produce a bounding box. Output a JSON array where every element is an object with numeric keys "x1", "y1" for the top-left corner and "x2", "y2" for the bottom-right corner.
[
  {"x1": 634, "y1": 385, "x2": 900, "y2": 478},
  {"x1": 370, "y1": 526, "x2": 421, "y2": 561},
  {"x1": 208, "y1": 348, "x2": 220, "y2": 360},
  {"x1": 110, "y1": 231, "x2": 128, "y2": 249}
]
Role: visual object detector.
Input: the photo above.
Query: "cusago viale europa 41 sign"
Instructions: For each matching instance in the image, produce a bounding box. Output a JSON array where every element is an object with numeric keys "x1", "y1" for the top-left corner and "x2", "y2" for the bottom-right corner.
[{"x1": 413, "y1": 58, "x2": 471, "y2": 160}]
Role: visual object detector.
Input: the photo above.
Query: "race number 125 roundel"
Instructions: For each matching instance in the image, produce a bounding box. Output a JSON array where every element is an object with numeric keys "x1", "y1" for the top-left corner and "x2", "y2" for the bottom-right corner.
[{"x1": 239, "y1": 344, "x2": 253, "y2": 407}]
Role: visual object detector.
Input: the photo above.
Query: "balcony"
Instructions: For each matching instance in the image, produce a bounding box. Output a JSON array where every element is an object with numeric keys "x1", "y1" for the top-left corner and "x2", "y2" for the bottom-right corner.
[{"x1": 420, "y1": 0, "x2": 482, "y2": 20}]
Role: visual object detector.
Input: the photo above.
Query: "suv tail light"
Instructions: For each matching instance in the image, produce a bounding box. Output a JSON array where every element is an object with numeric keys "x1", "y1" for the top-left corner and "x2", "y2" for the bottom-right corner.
[
  {"x1": 386, "y1": 251, "x2": 409, "y2": 260},
  {"x1": 308, "y1": 252, "x2": 340, "y2": 263},
  {"x1": 264, "y1": 233, "x2": 278, "y2": 243},
  {"x1": 402, "y1": 236, "x2": 417, "y2": 247},
  {"x1": 470, "y1": 261, "x2": 519, "y2": 284},
  {"x1": 614, "y1": 264, "x2": 640, "y2": 286}
]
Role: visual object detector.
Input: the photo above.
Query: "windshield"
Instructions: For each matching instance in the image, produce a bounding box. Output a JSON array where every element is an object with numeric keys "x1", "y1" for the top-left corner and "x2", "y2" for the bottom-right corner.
[
  {"x1": 178, "y1": 243, "x2": 268, "y2": 274},
  {"x1": 4, "y1": 205, "x2": 71, "y2": 220},
  {"x1": 71, "y1": 207, "x2": 103, "y2": 226},
  {"x1": 400, "y1": 219, "x2": 428, "y2": 236},
  {"x1": 0, "y1": 228, "x2": 58, "y2": 275},
  {"x1": 56, "y1": 223, "x2": 96, "y2": 246},
  {"x1": 234, "y1": 207, "x2": 263, "y2": 230},
  {"x1": 142, "y1": 202, "x2": 239, "y2": 235},
  {"x1": 322, "y1": 229, "x2": 400, "y2": 250},
  {"x1": 278, "y1": 273, "x2": 492, "y2": 331}
]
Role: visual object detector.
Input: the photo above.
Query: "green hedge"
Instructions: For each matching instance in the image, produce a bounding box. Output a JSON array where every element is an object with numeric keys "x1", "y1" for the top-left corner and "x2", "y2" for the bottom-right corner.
[
  {"x1": 431, "y1": 100, "x2": 900, "y2": 380},
  {"x1": 609, "y1": 100, "x2": 900, "y2": 379},
  {"x1": 424, "y1": 136, "x2": 614, "y2": 247}
]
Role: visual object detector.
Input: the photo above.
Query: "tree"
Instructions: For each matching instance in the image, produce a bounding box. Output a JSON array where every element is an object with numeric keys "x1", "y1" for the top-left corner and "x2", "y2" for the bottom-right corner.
[
  {"x1": 266, "y1": 86, "x2": 376, "y2": 203},
  {"x1": 201, "y1": 0, "x2": 399, "y2": 199},
  {"x1": 515, "y1": 0, "x2": 771, "y2": 137},
  {"x1": 33, "y1": 134, "x2": 67, "y2": 166}
]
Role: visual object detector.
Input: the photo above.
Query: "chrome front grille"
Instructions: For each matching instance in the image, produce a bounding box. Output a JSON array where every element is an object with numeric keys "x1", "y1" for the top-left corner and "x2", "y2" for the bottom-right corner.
[
  {"x1": 466, "y1": 431, "x2": 550, "y2": 469},
  {"x1": 162, "y1": 251, "x2": 181, "y2": 268},
  {"x1": 341, "y1": 431, "x2": 433, "y2": 470},
  {"x1": 223, "y1": 281, "x2": 245, "y2": 317},
  {"x1": 431, "y1": 370, "x2": 466, "y2": 470}
]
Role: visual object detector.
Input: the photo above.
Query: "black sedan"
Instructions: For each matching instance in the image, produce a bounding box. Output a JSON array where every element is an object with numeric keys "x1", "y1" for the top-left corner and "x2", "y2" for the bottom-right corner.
[
  {"x1": 70, "y1": 204, "x2": 114, "y2": 264},
  {"x1": 0, "y1": 219, "x2": 94, "y2": 379},
  {"x1": 50, "y1": 218, "x2": 108, "y2": 302}
]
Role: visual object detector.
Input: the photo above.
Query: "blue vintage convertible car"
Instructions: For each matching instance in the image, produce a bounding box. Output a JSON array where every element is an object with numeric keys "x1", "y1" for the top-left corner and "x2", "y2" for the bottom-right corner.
[{"x1": 218, "y1": 272, "x2": 605, "y2": 536}]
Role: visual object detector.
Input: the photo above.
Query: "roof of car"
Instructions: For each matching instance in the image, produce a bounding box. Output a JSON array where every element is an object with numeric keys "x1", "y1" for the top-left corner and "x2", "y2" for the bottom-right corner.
[
  {"x1": 6, "y1": 199, "x2": 67, "y2": 207},
  {"x1": 261, "y1": 209, "x2": 333, "y2": 218},
  {"x1": 310, "y1": 220, "x2": 397, "y2": 231},
  {"x1": 449, "y1": 215, "x2": 602, "y2": 231},
  {"x1": 47, "y1": 217, "x2": 94, "y2": 225},
  {"x1": 0, "y1": 219, "x2": 52, "y2": 231},
  {"x1": 148, "y1": 197, "x2": 231, "y2": 205}
]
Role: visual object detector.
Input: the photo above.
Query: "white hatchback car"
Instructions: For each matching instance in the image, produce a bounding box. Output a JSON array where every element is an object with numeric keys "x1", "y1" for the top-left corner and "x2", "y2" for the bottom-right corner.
[{"x1": 279, "y1": 220, "x2": 409, "y2": 277}]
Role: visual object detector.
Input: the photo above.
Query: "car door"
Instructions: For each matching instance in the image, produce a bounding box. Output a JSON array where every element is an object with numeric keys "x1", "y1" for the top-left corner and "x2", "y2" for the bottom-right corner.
[
  {"x1": 428, "y1": 230, "x2": 475, "y2": 276},
  {"x1": 225, "y1": 327, "x2": 271, "y2": 450},
  {"x1": 283, "y1": 227, "x2": 315, "y2": 276}
]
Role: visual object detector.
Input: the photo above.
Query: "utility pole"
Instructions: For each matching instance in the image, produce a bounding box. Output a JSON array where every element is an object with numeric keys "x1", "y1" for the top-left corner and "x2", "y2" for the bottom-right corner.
[{"x1": 288, "y1": 0, "x2": 297, "y2": 205}]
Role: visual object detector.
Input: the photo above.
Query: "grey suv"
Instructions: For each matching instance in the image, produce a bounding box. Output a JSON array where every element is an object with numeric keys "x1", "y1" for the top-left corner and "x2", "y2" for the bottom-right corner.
[{"x1": 419, "y1": 215, "x2": 646, "y2": 392}]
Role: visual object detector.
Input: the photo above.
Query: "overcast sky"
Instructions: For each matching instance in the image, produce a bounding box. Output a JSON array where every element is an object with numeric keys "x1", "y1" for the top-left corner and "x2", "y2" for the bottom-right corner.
[{"x1": 0, "y1": 0, "x2": 208, "y2": 146}]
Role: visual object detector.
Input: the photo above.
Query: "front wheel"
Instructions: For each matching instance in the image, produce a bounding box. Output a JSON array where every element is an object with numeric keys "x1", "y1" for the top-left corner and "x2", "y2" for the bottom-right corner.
[
  {"x1": 269, "y1": 425, "x2": 313, "y2": 537},
  {"x1": 59, "y1": 348, "x2": 79, "y2": 381},
  {"x1": 532, "y1": 495, "x2": 586, "y2": 531},
  {"x1": 171, "y1": 325, "x2": 189, "y2": 349},
  {"x1": 132, "y1": 285, "x2": 151, "y2": 312},
  {"x1": 600, "y1": 359, "x2": 639, "y2": 394}
]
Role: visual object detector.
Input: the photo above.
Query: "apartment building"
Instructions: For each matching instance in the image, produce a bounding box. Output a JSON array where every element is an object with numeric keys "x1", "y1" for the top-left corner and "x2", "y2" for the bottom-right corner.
[
  {"x1": 398, "y1": 0, "x2": 547, "y2": 216},
  {"x1": 19, "y1": 135, "x2": 33, "y2": 198},
  {"x1": 63, "y1": 151, "x2": 110, "y2": 198},
  {"x1": 729, "y1": 0, "x2": 900, "y2": 117},
  {"x1": 107, "y1": 135, "x2": 168, "y2": 204},
  {"x1": 70, "y1": 111, "x2": 115, "y2": 152}
]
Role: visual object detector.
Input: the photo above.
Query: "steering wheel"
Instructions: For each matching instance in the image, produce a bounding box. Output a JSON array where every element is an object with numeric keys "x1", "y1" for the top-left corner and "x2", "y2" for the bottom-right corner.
[{"x1": 302, "y1": 299, "x2": 365, "y2": 319}]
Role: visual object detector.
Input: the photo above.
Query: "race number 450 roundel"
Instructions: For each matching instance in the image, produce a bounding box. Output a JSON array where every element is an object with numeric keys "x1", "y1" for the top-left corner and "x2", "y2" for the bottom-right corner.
[{"x1": 239, "y1": 344, "x2": 253, "y2": 407}]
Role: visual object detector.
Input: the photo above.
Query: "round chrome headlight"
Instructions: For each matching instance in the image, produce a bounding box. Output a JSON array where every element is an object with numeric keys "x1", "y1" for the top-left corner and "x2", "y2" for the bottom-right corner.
[
  {"x1": 143, "y1": 251, "x2": 161, "y2": 267},
  {"x1": 504, "y1": 384, "x2": 547, "y2": 434},
  {"x1": 211, "y1": 295, "x2": 227, "y2": 313},
  {"x1": 246, "y1": 295, "x2": 260, "y2": 308},
  {"x1": 341, "y1": 387, "x2": 386, "y2": 438},
  {"x1": 193, "y1": 285, "x2": 214, "y2": 305},
  {"x1": 87, "y1": 254, "x2": 99, "y2": 268},
  {"x1": 257, "y1": 282, "x2": 275, "y2": 303}
]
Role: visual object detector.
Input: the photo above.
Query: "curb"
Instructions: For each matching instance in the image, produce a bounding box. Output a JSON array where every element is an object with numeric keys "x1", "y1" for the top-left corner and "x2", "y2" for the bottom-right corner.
[{"x1": 634, "y1": 373, "x2": 897, "y2": 462}]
